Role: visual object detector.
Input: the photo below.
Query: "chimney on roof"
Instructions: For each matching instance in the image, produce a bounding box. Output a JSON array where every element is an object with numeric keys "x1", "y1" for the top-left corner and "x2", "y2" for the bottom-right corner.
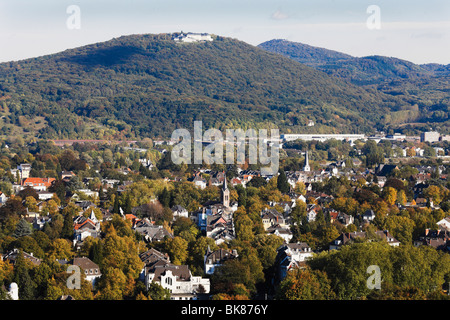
[{"x1": 425, "y1": 228, "x2": 429, "y2": 236}]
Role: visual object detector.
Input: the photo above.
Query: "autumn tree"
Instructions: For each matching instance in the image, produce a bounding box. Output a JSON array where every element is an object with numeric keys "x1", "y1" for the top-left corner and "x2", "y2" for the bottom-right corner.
[
  {"x1": 163, "y1": 236, "x2": 188, "y2": 265},
  {"x1": 382, "y1": 187, "x2": 398, "y2": 206},
  {"x1": 275, "y1": 267, "x2": 336, "y2": 300}
]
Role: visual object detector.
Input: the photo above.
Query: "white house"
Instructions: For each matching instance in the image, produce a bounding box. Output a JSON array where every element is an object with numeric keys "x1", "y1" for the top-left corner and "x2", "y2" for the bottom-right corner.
[
  {"x1": 37, "y1": 191, "x2": 55, "y2": 201},
  {"x1": 437, "y1": 217, "x2": 450, "y2": 231},
  {"x1": 266, "y1": 225, "x2": 293, "y2": 243},
  {"x1": 171, "y1": 205, "x2": 189, "y2": 219},
  {"x1": 16, "y1": 163, "x2": 31, "y2": 180},
  {"x1": 145, "y1": 263, "x2": 210, "y2": 300},
  {"x1": 0, "y1": 191, "x2": 8, "y2": 205},
  {"x1": 275, "y1": 242, "x2": 313, "y2": 283},
  {"x1": 282, "y1": 242, "x2": 313, "y2": 262},
  {"x1": 362, "y1": 209, "x2": 376, "y2": 222}
]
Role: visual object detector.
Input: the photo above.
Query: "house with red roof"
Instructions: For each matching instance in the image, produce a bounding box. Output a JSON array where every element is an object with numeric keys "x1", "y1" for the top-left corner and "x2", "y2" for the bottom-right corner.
[{"x1": 21, "y1": 177, "x2": 55, "y2": 191}]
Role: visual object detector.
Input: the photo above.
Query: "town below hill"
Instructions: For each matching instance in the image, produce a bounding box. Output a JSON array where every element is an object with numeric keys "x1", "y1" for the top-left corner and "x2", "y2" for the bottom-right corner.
[{"x1": 0, "y1": 131, "x2": 450, "y2": 300}]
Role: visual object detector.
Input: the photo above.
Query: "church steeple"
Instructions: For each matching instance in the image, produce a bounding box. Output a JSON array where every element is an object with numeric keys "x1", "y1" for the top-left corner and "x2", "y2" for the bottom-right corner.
[
  {"x1": 303, "y1": 151, "x2": 311, "y2": 172},
  {"x1": 222, "y1": 171, "x2": 228, "y2": 191},
  {"x1": 222, "y1": 171, "x2": 230, "y2": 208}
]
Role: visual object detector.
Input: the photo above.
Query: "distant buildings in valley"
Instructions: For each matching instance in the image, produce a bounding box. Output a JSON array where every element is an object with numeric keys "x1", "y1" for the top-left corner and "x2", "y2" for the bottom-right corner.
[
  {"x1": 420, "y1": 131, "x2": 449, "y2": 143},
  {"x1": 281, "y1": 133, "x2": 366, "y2": 143}
]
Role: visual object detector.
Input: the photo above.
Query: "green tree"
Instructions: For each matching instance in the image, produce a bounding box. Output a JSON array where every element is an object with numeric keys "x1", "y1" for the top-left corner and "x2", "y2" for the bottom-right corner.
[
  {"x1": 148, "y1": 282, "x2": 171, "y2": 300},
  {"x1": 234, "y1": 213, "x2": 255, "y2": 242},
  {"x1": 277, "y1": 169, "x2": 290, "y2": 194},
  {"x1": 12, "y1": 219, "x2": 33, "y2": 238},
  {"x1": 164, "y1": 236, "x2": 188, "y2": 265},
  {"x1": 189, "y1": 237, "x2": 218, "y2": 270},
  {"x1": 397, "y1": 189, "x2": 407, "y2": 206},
  {"x1": 384, "y1": 215, "x2": 415, "y2": 244}
]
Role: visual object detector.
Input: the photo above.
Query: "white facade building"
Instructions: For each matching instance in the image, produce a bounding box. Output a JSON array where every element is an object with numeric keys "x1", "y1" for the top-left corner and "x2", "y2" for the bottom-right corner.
[
  {"x1": 173, "y1": 33, "x2": 213, "y2": 43},
  {"x1": 145, "y1": 263, "x2": 210, "y2": 300}
]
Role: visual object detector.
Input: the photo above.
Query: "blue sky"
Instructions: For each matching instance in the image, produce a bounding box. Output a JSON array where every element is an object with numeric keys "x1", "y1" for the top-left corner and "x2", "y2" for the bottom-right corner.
[{"x1": 0, "y1": 0, "x2": 449, "y2": 64}]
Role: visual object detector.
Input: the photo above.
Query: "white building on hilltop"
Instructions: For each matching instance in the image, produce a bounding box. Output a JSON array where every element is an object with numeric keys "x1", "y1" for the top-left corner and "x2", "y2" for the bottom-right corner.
[{"x1": 173, "y1": 33, "x2": 213, "y2": 43}]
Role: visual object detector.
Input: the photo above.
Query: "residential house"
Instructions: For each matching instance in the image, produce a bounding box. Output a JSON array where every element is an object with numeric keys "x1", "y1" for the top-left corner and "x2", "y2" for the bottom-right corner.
[
  {"x1": 204, "y1": 247, "x2": 238, "y2": 275},
  {"x1": 274, "y1": 242, "x2": 313, "y2": 284},
  {"x1": 57, "y1": 256, "x2": 101, "y2": 288},
  {"x1": 21, "y1": 177, "x2": 55, "y2": 192},
  {"x1": 37, "y1": 191, "x2": 55, "y2": 201},
  {"x1": 362, "y1": 209, "x2": 376, "y2": 222},
  {"x1": 437, "y1": 217, "x2": 450, "y2": 231},
  {"x1": 12, "y1": 164, "x2": 32, "y2": 180},
  {"x1": 337, "y1": 212, "x2": 354, "y2": 226},
  {"x1": 0, "y1": 191, "x2": 8, "y2": 205},
  {"x1": 33, "y1": 215, "x2": 51, "y2": 231},
  {"x1": 306, "y1": 204, "x2": 321, "y2": 222},
  {"x1": 190, "y1": 172, "x2": 207, "y2": 189},
  {"x1": 139, "y1": 248, "x2": 171, "y2": 281},
  {"x1": 205, "y1": 214, "x2": 235, "y2": 245},
  {"x1": 230, "y1": 177, "x2": 245, "y2": 188},
  {"x1": 134, "y1": 221, "x2": 173, "y2": 242},
  {"x1": 2, "y1": 249, "x2": 42, "y2": 266},
  {"x1": 143, "y1": 261, "x2": 210, "y2": 300},
  {"x1": 73, "y1": 211, "x2": 101, "y2": 249},
  {"x1": 266, "y1": 225, "x2": 293, "y2": 243},
  {"x1": 61, "y1": 171, "x2": 76, "y2": 180},
  {"x1": 208, "y1": 171, "x2": 226, "y2": 187},
  {"x1": 261, "y1": 209, "x2": 286, "y2": 230},
  {"x1": 375, "y1": 164, "x2": 399, "y2": 177},
  {"x1": 329, "y1": 230, "x2": 400, "y2": 250},
  {"x1": 413, "y1": 229, "x2": 450, "y2": 252},
  {"x1": 171, "y1": 205, "x2": 189, "y2": 219}
]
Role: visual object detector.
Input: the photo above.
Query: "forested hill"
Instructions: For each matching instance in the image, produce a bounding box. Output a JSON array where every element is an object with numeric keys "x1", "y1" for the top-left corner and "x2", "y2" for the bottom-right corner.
[
  {"x1": 257, "y1": 39, "x2": 353, "y2": 67},
  {"x1": 0, "y1": 33, "x2": 410, "y2": 140},
  {"x1": 258, "y1": 39, "x2": 450, "y2": 133},
  {"x1": 258, "y1": 39, "x2": 450, "y2": 84}
]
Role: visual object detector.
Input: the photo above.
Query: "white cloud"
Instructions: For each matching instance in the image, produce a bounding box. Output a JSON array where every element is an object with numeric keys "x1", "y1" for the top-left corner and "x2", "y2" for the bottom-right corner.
[{"x1": 271, "y1": 10, "x2": 289, "y2": 20}]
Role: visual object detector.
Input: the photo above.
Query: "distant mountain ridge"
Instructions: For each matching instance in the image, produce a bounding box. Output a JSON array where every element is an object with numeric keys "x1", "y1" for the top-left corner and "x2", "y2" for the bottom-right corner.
[
  {"x1": 258, "y1": 39, "x2": 450, "y2": 133},
  {"x1": 257, "y1": 39, "x2": 352, "y2": 67},
  {"x1": 258, "y1": 39, "x2": 450, "y2": 84}
]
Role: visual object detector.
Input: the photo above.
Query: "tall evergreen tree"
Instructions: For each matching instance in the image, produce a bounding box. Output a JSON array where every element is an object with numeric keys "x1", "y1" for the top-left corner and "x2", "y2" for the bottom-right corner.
[
  {"x1": 277, "y1": 169, "x2": 290, "y2": 194},
  {"x1": 158, "y1": 187, "x2": 170, "y2": 208},
  {"x1": 61, "y1": 212, "x2": 74, "y2": 239},
  {"x1": 12, "y1": 219, "x2": 32, "y2": 238},
  {"x1": 112, "y1": 193, "x2": 120, "y2": 214}
]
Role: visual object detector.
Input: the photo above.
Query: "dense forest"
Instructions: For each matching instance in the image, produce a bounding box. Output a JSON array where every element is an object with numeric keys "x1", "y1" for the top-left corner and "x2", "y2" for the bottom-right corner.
[
  {"x1": 258, "y1": 39, "x2": 450, "y2": 135},
  {"x1": 0, "y1": 33, "x2": 412, "y2": 141}
]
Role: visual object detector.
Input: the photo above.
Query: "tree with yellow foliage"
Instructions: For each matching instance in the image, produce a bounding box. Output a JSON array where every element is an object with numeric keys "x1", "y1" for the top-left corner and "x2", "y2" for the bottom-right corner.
[{"x1": 382, "y1": 187, "x2": 398, "y2": 206}]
